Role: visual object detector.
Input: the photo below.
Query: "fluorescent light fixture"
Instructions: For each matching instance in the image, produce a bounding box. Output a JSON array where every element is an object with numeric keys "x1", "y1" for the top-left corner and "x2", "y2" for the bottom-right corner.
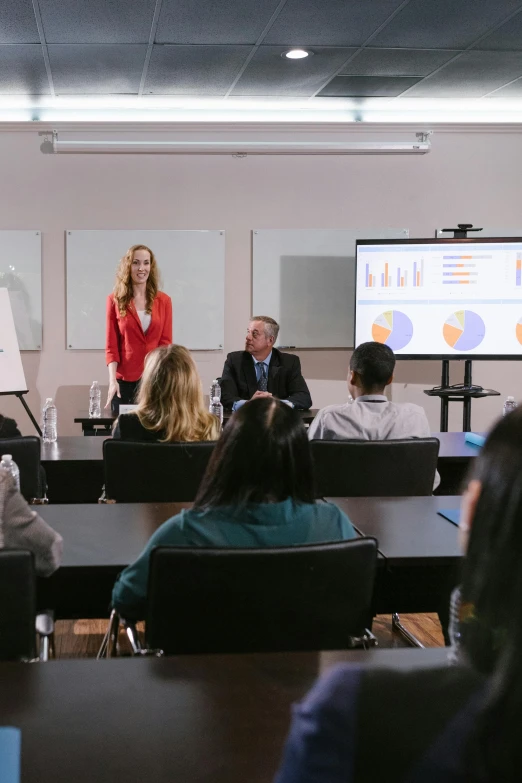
[
  {"x1": 283, "y1": 49, "x2": 312, "y2": 59},
  {"x1": 51, "y1": 135, "x2": 431, "y2": 155}
]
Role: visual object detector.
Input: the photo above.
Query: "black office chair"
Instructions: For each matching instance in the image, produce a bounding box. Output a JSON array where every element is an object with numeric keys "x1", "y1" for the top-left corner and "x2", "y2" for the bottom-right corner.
[
  {"x1": 0, "y1": 550, "x2": 54, "y2": 661},
  {"x1": 311, "y1": 438, "x2": 440, "y2": 647},
  {"x1": 103, "y1": 440, "x2": 216, "y2": 502},
  {"x1": 310, "y1": 438, "x2": 440, "y2": 498},
  {"x1": 102, "y1": 538, "x2": 378, "y2": 657},
  {"x1": 0, "y1": 436, "x2": 47, "y2": 503}
]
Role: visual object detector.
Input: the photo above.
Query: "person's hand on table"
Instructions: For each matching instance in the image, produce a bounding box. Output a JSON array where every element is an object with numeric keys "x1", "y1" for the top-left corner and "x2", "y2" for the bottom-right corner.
[
  {"x1": 105, "y1": 380, "x2": 121, "y2": 409},
  {"x1": 251, "y1": 391, "x2": 273, "y2": 400}
]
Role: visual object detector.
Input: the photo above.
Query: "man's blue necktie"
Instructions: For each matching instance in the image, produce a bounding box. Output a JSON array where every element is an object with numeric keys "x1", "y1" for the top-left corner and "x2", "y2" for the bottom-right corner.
[{"x1": 256, "y1": 362, "x2": 268, "y2": 391}]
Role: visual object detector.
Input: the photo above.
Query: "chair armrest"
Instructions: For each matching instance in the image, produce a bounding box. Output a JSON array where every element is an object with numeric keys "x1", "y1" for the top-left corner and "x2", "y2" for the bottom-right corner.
[{"x1": 36, "y1": 610, "x2": 55, "y2": 661}]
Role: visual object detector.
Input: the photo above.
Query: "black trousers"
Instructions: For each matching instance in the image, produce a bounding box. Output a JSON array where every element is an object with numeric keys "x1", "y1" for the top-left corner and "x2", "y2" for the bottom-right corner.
[{"x1": 111, "y1": 379, "x2": 140, "y2": 416}]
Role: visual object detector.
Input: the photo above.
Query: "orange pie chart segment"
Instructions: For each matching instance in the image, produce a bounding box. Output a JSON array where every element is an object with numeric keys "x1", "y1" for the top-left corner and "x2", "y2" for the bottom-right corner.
[{"x1": 517, "y1": 318, "x2": 522, "y2": 345}]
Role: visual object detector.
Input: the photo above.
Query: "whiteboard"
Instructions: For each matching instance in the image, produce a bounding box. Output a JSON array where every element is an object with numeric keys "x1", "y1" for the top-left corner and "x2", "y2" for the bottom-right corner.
[
  {"x1": 66, "y1": 230, "x2": 225, "y2": 350},
  {"x1": 0, "y1": 231, "x2": 42, "y2": 350},
  {"x1": 0, "y1": 289, "x2": 27, "y2": 392},
  {"x1": 252, "y1": 228, "x2": 409, "y2": 348}
]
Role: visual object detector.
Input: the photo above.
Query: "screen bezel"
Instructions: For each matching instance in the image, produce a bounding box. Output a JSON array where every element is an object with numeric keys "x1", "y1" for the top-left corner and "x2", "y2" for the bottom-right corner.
[{"x1": 355, "y1": 236, "x2": 522, "y2": 361}]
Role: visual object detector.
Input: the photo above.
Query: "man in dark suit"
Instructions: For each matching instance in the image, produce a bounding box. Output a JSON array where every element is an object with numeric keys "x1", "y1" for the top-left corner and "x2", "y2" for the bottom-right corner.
[{"x1": 220, "y1": 316, "x2": 312, "y2": 411}]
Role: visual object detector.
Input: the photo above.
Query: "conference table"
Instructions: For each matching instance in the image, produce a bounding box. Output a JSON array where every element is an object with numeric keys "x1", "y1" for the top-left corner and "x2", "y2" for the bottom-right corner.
[
  {"x1": 36, "y1": 496, "x2": 461, "y2": 619},
  {"x1": 41, "y1": 431, "x2": 482, "y2": 502},
  {"x1": 74, "y1": 408, "x2": 320, "y2": 435},
  {"x1": 0, "y1": 647, "x2": 448, "y2": 783}
]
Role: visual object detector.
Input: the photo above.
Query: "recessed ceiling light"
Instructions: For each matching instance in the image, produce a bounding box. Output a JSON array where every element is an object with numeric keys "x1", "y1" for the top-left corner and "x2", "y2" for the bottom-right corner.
[{"x1": 283, "y1": 49, "x2": 312, "y2": 60}]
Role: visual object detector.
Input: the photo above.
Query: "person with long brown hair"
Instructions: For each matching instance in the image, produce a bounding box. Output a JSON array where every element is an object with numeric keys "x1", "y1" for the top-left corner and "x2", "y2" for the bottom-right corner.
[
  {"x1": 105, "y1": 244, "x2": 172, "y2": 414},
  {"x1": 112, "y1": 344, "x2": 220, "y2": 443}
]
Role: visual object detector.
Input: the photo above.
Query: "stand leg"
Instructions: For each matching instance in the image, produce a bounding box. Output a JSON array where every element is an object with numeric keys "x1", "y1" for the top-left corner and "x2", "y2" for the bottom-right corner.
[
  {"x1": 463, "y1": 360, "x2": 473, "y2": 432},
  {"x1": 16, "y1": 393, "x2": 42, "y2": 436},
  {"x1": 439, "y1": 360, "x2": 450, "y2": 432}
]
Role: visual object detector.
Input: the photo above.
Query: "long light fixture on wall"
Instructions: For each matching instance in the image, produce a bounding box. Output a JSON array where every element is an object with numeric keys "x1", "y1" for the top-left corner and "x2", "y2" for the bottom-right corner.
[{"x1": 50, "y1": 132, "x2": 432, "y2": 155}]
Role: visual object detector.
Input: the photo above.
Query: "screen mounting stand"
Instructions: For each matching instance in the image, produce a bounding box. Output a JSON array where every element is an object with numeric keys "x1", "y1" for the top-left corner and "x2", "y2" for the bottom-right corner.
[{"x1": 424, "y1": 360, "x2": 500, "y2": 432}]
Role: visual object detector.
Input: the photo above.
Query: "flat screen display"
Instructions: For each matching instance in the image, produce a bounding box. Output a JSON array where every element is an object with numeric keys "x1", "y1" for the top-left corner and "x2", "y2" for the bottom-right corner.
[{"x1": 355, "y1": 238, "x2": 522, "y2": 359}]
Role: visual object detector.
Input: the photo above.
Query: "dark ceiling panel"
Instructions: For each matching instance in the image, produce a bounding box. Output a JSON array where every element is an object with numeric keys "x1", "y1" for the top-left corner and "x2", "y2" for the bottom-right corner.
[
  {"x1": 342, "y1": 47, "x2": 458, "y2": 76},
  {"x1": 39, "y1": 0, "x2": 156, "y2": 44},
  {"x1": 264, "y1": 0, "x2": 406, "y2": 46},
  {"x1": 0, "y1": 45, "x2": 49, "y2": 93},
  {"x1": 232, "y1": 46, "x2": 356, "y2": 96},
  {"x1": 404, "y1": 50, "x2": 522, "y2": 97},
  {"x1": 157, "y1": 0, "x2": 282, "y2": 44},
  {"x1": 146, "y1": 45, "x2": 251, "y2": 94},
  {"x1": 474, "y1": 11, "x2": 522, "y2": 50},
  {"x1": 0, "y1": 0, "x2": 39, "y2": 43},
  {"x1": 318, "y1": 75, "x2": 420, "y2": 97},
  {"x1": 371, "y1": 0, "x2": 522, "y2": 49},
  {"x1": 48, "y1": 44, "x2": 147, "y2": 93}
]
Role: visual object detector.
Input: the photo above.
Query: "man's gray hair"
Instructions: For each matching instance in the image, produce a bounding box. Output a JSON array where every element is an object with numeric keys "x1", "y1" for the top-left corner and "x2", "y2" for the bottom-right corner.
[{"x1": 251, "y1": 315, "x2": 280, "y2": 342}]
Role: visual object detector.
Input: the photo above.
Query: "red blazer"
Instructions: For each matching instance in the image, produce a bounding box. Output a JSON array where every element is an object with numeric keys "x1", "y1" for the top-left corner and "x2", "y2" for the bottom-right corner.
[{"x1": 105, "y1": 291, "x2": 173, "y2": 382}]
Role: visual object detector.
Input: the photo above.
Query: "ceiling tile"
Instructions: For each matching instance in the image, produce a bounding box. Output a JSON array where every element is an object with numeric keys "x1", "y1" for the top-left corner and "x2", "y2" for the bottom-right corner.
[
  {"x1": 474, "y1": 11, "x2": 522, "y2": 50},
  {"x1": 39, "y1": 0, "x2": 156, "y2": 43},
  {"x1": 264, "y1": 0, "x2": 406, "y2": 46},
  {"x1": 157, "y1": 0, "x2": 282, "y2": 44},
  {"x1": 0, "y1": 0, "x2": 39, "y2": 43},
  {"x1": 318, "y1": 75, "x2": 420, "y2": 97},
  {"x1": 403, "y1": 51, "x2": 522, "y2": 97},
  {"x1": 485, "y1": 76, "x2": 522, "y2": 96},
  {"x1": 48, "y1": 44, "x2": 147, "y2": 93},
  {"x1": 342, "y1": 48, "x2": 458, "y2": 76},
  {"x1": 0, "y1": 45, "x2": 49, "y2": 93},
  {"x1": 232, "y1": 46, "x2": 356, "y2": 96},
  {"x1": 371, "y1": 0, "x2": 522, "y2": 49},
  {"x1": 146, "y1": 45, "x2": 251, "y2": 94}
]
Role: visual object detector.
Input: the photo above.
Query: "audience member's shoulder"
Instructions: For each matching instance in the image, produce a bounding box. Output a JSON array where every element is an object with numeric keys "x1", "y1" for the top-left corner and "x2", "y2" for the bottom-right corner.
[
  {"x1": 397, "y1": 401, "x2": 429, "y2": 418},
  {"x1": 316, "y1": 402, "x2": 352, "y2": 419},
  {"x1": 226, "y1": 350, "x2": 245, "y2": 361}
]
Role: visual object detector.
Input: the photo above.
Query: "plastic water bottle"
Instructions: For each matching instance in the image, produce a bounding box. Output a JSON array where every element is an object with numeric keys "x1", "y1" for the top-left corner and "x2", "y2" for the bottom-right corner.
[
  {"x1": 42, "y1": 398, "x2": 58, "y2": 443},
  {"x1": 503, "y1": 396, "x2": 517, "y2": 417},
  {"x1": 89, "y1": 381, "x2": 101, "y2": 418},
  {"x1": 210, "y1": 397, "x2": 223, "y2": 427},
  {"x1": 0, "y1": 454, "x2": 20, "y2": 491},
  {"x1": 209, "y1": 379, "x2": 221, "y2": 408}
]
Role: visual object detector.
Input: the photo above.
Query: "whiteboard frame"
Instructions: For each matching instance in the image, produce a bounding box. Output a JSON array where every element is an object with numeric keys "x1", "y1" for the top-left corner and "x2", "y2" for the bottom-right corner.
[
  {"x1": 0, "y1": 230, "x2": 42, "y2": 351},
  {"x1": 66, "y1": 229, "x2": 225, "y2": 351},
  {"x1": 252, "y1": 228, "x2": 409, "y2": 349}
]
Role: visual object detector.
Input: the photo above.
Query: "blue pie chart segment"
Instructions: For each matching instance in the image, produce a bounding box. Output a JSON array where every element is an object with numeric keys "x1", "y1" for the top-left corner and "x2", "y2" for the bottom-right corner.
[{"x1": 372, "y1": 310, "x2": 413, "y2": 351}]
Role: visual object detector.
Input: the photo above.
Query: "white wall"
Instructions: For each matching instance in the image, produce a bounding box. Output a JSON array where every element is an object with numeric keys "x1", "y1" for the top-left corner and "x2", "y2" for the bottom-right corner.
[{"x1": 1, "y1": 123, "x2": 521, "y2": 435}]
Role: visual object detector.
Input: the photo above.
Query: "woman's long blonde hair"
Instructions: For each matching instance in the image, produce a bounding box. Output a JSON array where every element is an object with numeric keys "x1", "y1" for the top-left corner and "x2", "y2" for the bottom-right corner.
[
  {"x1": 113, "y1": 244, "x2": 159, "y2": 316},
  {"x1": 134, "y1": 344, "x2": 221, "y2": 443}
]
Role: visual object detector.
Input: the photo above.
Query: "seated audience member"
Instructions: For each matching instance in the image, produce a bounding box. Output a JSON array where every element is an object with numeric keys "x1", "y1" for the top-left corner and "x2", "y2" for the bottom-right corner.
[
  {"x1": 309, "y1": 341, "x2": 431, "y2": 441},
  {"x1": 112, "y1": 344, "x2": 221, "y2": 443},
  {"x1": 112, "y1": 398, "x2": 355, "y2": 620},
  {"x1": 275, "y1": 408, "x2": 522, "y2": 783},
  {"x1": 0, "y1": 468, "x2": 62, "y2": 576},
  {"x1": 220, "y1": 316, "x2": 312, "y2": 411},
  {"x1": 0, "y1": 414, "x2": 22, "y2": 438}
]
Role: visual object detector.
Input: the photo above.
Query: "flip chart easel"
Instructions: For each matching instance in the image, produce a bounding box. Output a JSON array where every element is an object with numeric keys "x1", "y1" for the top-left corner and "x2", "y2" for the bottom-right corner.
[{"x1": 0, "y1": 288, "x2": 41, "y2": 435}]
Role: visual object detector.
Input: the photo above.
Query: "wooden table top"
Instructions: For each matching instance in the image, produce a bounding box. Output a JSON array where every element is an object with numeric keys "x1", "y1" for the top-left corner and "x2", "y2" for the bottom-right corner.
[{"x1": 0, "y1": 648, "x2": 449, "y2": 783}]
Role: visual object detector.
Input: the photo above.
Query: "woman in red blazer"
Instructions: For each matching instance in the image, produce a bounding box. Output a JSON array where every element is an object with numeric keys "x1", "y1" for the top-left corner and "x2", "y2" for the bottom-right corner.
[{"x1": 105, "y1": 244, "x2": 172, "y2": 414}]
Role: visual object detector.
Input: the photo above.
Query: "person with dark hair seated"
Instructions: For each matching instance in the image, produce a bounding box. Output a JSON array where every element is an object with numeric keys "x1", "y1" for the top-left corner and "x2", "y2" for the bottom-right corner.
[
  {"x1": 0, "y1": 415, "x2": 22, "y2": 438},
  {"x1": 111, "y1": 398, "x2": 355, "y2": 620},
  {"x1": 275, "y1": 407, "x2": 522, "y2": 783}
]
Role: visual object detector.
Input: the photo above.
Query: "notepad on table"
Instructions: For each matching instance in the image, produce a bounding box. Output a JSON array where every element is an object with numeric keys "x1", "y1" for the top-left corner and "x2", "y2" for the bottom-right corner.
[
  {"x1": 0, "y1": 727, "x2": 21, "y2": 783},
  {"x1": 438, "y1": 509, "x2": 461, "y2": 527}
]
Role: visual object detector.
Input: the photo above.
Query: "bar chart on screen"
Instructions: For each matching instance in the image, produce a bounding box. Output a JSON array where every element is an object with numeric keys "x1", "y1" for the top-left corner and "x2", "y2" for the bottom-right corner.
[{"x1": 364, "y1": 258, "x2": 424, "y2": 289}]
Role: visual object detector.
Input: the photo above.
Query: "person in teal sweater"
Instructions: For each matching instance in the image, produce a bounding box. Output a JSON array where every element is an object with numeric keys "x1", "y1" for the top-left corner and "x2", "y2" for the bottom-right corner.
[{"x1": 112, "y1": 397, "x2": 356, "y2": 620}]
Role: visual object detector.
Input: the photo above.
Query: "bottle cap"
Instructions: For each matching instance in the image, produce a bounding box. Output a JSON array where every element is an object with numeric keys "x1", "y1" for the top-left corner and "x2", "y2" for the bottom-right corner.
[
  {"x1": 1, "y1": 454, "x2": 12, "y2": 462},
  {"x1": 45, "y1": 397, "x2": 53, "y2": 403},
  {"x1": 212, "y1": 397, "x2": 220, "y2": 404},
  {"x1": 507, "y1": 396, "x2": 515, "y2": 401}
]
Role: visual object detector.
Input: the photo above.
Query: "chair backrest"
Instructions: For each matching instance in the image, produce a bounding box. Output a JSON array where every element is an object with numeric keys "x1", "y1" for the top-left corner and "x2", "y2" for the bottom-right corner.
[
  {"x1": 0, "y1": 436, "x2": 43, "y2": 501},
  {"x1": 310, "y1": 438, "x2": 440, "y2": 497},
  {"x1": 103, "y1": 440, "x2": 216, "y2": 502},
  {"x1": 145, "y1": 538, "x2": 378, "y2": 654},
  {"x1": 0, "y1": 550, "x2": 36, "y2": 661}
]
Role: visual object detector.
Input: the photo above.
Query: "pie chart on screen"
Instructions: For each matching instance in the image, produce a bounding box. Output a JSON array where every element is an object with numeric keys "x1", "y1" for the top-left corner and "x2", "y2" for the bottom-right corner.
[
  {"x1": 372, "y1": 310, "x2": 413, "y2": 351},
  {"x1": 443, "y1": 310, "x2": 485, "y2": 351},
  {"x1": 517, "y1": 317, "x2": 522, "y2": 345}
]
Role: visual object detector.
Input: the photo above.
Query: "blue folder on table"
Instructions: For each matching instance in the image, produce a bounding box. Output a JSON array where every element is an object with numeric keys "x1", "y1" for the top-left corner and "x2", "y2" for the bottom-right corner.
[
  {"x1": 465, "y1": 432, "x2": 485, "y2": 448},
  {"x1": 0, "y1": 727, "x2": 21, "y2": 783},
  {"x1": 438, "y1": 509, "x2": 461, "y2": 527}
]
